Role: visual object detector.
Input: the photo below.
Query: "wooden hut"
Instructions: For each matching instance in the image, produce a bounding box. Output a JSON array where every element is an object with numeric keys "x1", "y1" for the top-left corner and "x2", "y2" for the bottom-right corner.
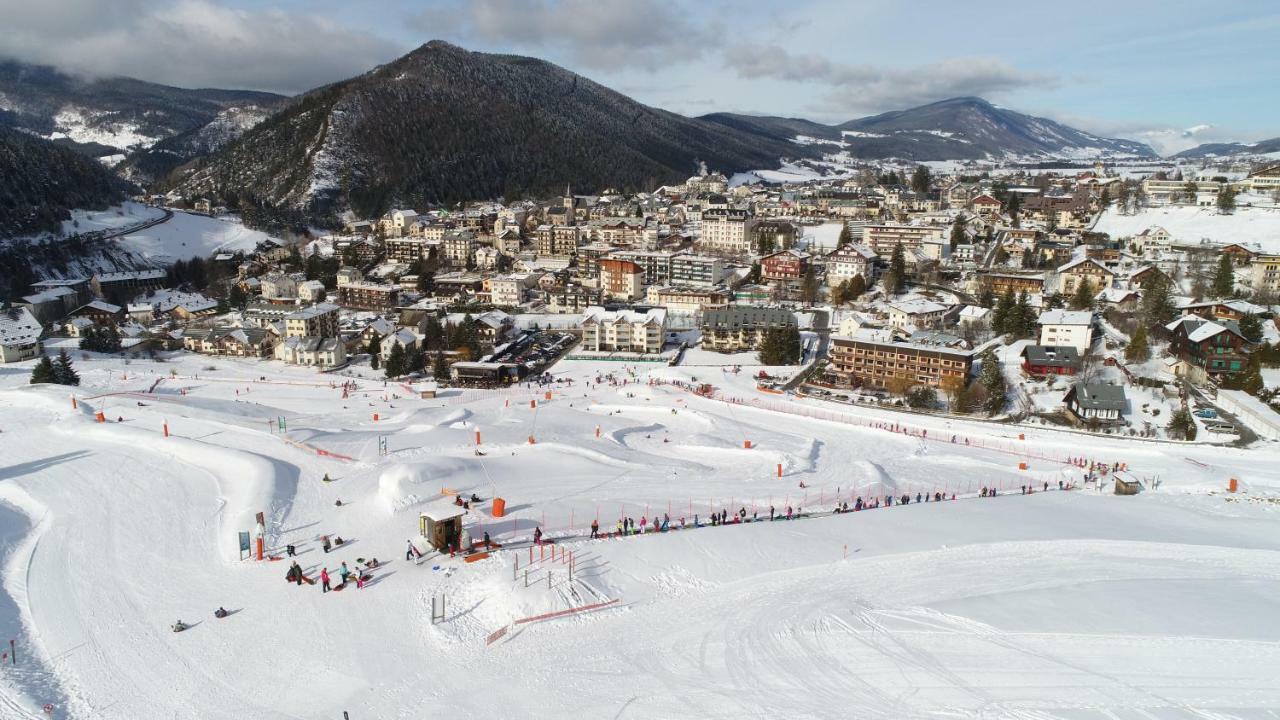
[{"x1": 419, "y1": 500, "x2": 467, "y2": 551}]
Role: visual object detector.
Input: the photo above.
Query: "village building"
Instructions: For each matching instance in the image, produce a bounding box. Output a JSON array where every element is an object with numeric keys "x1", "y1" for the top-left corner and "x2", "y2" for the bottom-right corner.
[
  {"x1": 92, "y1": 270, "x2": 167, "y2": 302},
  {"x1": 863, "y1": 224, "x2": 945, "y2": 256},
  {"x1": 284, "y1": 303, "x2": 340, "y2": 338},
  {"x1": 1249, "y1": 254, "x2": 1280, "y2": 296},
  {"x1": 668, "y1": 254, "x2": 724, "y2": 287},
  {"x1": 1055, "y1": 257, "x2": 1115, "y2": 296},
  {"x1": 643, "y1": 286, "x2": 732, "y2": 314},
  {"x1": 1037, "y1": 309, "x2": 1094, "y2": 352},
  {"x1": 828, "y1": 330, "x2": 972, "y2": 391},
  {"x1": 1164, "y1": 316, "x2": 1251, "y2": 382},
  {"x1": 599, "y1": 258, "x2": 644, "y2": 301},
  {"x1": 1064, "y1": 383, "x2": 1126, "y2": 424},
  {"x1": 885, "y1": 299, "x2": 948, "y2": 330},
  {"x1": 982, "y1": 272, "x2": 1046, "y2": 297},
  {"x1": 0, "y1": 307, "x2": 43, "y2": 364},
  {"x1": 1021, "y1": 345, "x2": 1082, "y2": 377},
  {"x1": 275, "y1": 336, "x2": 346, "y2": 368},
  {"x1": 699, "y1": 208, "x2": 757, "y2": 254},
  {"x1": 297, "y1": 280, "x2": 327, "y2": 304},
  {"x1": 335, "y1": 282, "x2": 400, "y2": 310},
  {"x1": 760, "y1": 249, "x2": 811, "y2": 284},
  {"x1": 700, "y1": 307, "x2": 796, "y2": 352},
  {"x1": 183, "y1": 327, "x2": 275, "y2": 357},
  {"x1": 825, "y1": 245, "x2": 880, "y2": 285},
  {"x1": 580, "y1": 306, "x2": 667, "y2": 354}
]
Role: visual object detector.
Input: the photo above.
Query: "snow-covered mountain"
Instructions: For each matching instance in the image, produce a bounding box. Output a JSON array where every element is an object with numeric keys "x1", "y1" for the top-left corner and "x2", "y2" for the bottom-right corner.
[
  {"x1": 117, "y1": 104, "x2": 277, "y2": 182},
  {"x1": 167, "y1": 41, "x2": 814, "y2": 217},
  {"x1": 1172, "y1": 136, "x2": 1280, "y2": 159},
  {"x1": 0, "y1": 59, "x2": 286, "y2": 160},
  {"x1": 702, "y1": 97, "x2": 1157, "y2": 161}
]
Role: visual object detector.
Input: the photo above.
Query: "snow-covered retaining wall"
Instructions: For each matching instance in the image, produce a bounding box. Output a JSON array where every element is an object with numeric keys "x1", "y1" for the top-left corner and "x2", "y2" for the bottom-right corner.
[{"x1": 1216, "y1": 390, "x2": 1280, "y2": 441}]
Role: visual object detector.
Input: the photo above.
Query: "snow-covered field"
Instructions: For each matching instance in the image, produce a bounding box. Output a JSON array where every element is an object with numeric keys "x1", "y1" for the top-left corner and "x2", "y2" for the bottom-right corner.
[
  {"x1": 1094, "y1": 202, "x2": 1280, "y2": 252},
  {"x1": 2, "y1": 351, "x2": 1280, "y2": 719},
  {"x1": 63, "y1": 203, "x2": 275, "y2": 263}
]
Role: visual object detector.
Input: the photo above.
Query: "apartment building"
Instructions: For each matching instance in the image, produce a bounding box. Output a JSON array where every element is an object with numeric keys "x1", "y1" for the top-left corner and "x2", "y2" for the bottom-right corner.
[
  {"x1": 1037, "y1": 309, "x2": 1094, "y2": 353},
  {"x1": 581, "y1": 305, "x2": 667, "y2": 354},
  {"x1": 644, "y1": 286, "x2": 732, "y2": 314},
  {"x1": 386, "y1": 236, "x2": 429, "y2": 263},
  {"x1": 1251, "y1": 254, "x2": 1280, "y2": 295},
  {"x1": 825, "y1": 245, "x2": 879, "y2": 285},
  {"x1": 599, "y1": 258, "x2": 644, "y2": 301},
  {"x1": 700, "y1": 208, "x2": 757, "y2": 254},
  {"x1": 441, "y1": 231, "x2": 478, "y2": 267},
  {"x1": 829, "y1": 331, "x2": 973, "y2": 390},
  {"x1": 335, "y1": 282, "x2": 400, "y2": 310},
  {"x1": 284, "y1": 303, "x2": 340, "y2": 338},
  {"x1": 536, "y1": 225, "x2": 584, "y2": 256},
  {"x1": 700, "y1": 307, "x2": 796, "y2": 352},
  {"x1": 863, "y1": 225, "x2": 945, "y2": 256},
  {"x1": 669, "y1": 254, "x2": 724, "y2": 287}
]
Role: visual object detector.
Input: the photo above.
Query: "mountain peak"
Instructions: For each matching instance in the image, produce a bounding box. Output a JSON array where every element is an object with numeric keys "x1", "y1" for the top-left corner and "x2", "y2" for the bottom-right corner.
[{"x1": 415, "y1": 39, "x2": 467, "y2": 54}]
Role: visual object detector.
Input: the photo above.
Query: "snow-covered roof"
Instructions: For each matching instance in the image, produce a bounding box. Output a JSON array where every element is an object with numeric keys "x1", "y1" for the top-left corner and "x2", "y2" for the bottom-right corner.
[
  {"x1": 1038, "y1": 310, "x2": 1093, "y2": 327},
  {"x1": 888, "y1": 299, "x2": 948, "y2": 315},
  {"x1": 420, "y1": 499, "x2": 468, "y2": 522},
  {"x1": 583, "y1": 305, "x2": 667, "y2": 326},
  {"x1": 0, "y1": 307, "x2": 43, "y2": 347},
  {"x1": 1057, "y1": 257, "x2": 1112, "y2": 274},
  {"x1": 286, "y1": 303, "x2": 340, "y2": 320},
  {"x1": 22, "y1": 286, "x2": 75, "y2": 304}
]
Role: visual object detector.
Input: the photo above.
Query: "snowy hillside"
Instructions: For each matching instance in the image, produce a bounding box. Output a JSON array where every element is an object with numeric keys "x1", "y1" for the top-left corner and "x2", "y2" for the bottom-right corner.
[
  {"x1": 1094, "y1": 199, "x2": 1280, "y2": 252},
  {"x1": 83, "y1": 203, "x2": 273, "y2": 263},
  {"x1": 2, "y1": 350, "x2": 1280, "y2": 718}
]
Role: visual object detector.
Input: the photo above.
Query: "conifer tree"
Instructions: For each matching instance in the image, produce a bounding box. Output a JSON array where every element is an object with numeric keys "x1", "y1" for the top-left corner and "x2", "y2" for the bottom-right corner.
[
  {"x1": 1125, "y1": 326, "x2": 1151, "y2": 363},
  {"x1": 54, "y1": 349, "x2": 79, "y2": 386},
  {"x1": 1211, "y1": 253, "x2": 1236, "y2": 298},
  {"x1": 30, "y1": 356, "x2": 55, "y2": 384}
]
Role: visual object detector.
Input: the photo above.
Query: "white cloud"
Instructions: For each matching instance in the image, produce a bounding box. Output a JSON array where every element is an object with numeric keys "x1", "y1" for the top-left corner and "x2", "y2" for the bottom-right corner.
[
  {"x1": 413, "y1": 0, "x2": 711, "y2": 71},
  {"x1": 0, "y1": 0, "x2": 402, "y2": 94},
  {"x1": 1040, "y1": 112, "x2": 1267, "y2": 156},
  {"x1": 723, "y1": 45, "x2": 1055, "y2": 117}
]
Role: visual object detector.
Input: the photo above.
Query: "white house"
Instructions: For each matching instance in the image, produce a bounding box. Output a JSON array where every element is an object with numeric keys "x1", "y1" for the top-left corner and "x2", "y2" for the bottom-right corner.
[
  {"x1": 825, "y1": 244, "x2": 880, "y2": 285},
  {"x1": 0, "y1": 307, "x2": 44, "y2": 363},
  {"x1": 957, "y1": 305, "x2": 991, "y2": 327},
  {"x1": 298, "y1": 280, "x2": 326, "y2": 303},
  {"x1": 885, "y1": 299, "x2": 948, "y2": 330},
  {"x1": 275, "y1": 336, "x2": 347, "y2": 368},
  {"x1": 581, "y1": 306, "x2": 667, "y2": 354},
  {"x1": 260, "y1": 274, "x2": 298, "y2": 301},
  {"x1": 1037, "y1": 309, "x2": 1094, "y2": 352},
  {"x1": 380, "y1": 328, "x2": 421, "y2": 361}
]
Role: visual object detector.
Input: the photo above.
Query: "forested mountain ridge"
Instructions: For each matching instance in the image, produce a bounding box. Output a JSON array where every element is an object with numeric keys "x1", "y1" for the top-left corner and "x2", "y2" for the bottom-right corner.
[{"x1": 167, "y1": 41, "x2": 816, "y2": 218}]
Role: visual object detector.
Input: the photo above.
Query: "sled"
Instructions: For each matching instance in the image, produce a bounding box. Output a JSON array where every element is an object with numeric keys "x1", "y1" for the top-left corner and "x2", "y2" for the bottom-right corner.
[
  {"x1": 268, "y1": 555, "x2": 284, "y2": 562},
  {"x1": 300, "y1": 575, "x2": 316, "y2": 585},
  {"x1": 464, "y1": 551, "x2": 490, "y2": 563}
]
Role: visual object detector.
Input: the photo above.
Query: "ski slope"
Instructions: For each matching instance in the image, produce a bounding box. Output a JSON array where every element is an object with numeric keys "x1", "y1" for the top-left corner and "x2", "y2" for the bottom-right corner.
[{"x1": 1, "y1": 353, "x2": 1280, "y2": 718}]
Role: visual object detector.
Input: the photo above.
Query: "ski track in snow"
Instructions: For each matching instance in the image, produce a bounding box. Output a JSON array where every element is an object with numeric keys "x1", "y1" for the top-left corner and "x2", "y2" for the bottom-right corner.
[{"x1": 1, "y1": 354, "x2": 1280, "y2": 717}]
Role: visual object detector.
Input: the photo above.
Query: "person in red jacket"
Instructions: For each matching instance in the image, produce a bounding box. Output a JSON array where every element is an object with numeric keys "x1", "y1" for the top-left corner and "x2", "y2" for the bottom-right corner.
[{"x1": 320, "y1": 568, "x2": 331, "y2": 593}]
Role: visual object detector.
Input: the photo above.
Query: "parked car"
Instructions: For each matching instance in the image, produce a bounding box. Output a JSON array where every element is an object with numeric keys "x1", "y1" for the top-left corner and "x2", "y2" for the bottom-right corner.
[
  {"x1": 1193, "y1": 409, "x2": 1218, "y2": 419},
  {"x1": 1205, "y1": 423, "x2": 1236, "y2": 434}
]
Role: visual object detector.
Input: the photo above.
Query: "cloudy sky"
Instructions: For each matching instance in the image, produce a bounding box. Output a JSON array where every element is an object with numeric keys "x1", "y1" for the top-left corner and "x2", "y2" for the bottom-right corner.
[{"x1": 2, "y1": 0, "x2": 1276, "y2": 155}]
